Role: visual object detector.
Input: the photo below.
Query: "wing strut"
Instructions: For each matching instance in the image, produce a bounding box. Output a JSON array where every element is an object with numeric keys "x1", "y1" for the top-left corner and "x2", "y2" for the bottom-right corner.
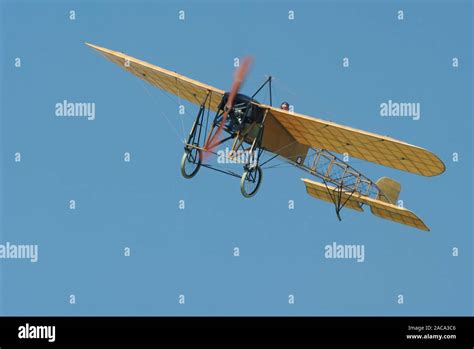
[{"x1": 321, "y1": 178, "x2": 357, "y2": 221}]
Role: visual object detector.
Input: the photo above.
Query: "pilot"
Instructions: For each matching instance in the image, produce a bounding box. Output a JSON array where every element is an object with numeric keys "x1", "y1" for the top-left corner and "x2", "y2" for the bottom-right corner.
[{"x1": 280, "y1": 101, "x2": 290, "y2": 111}]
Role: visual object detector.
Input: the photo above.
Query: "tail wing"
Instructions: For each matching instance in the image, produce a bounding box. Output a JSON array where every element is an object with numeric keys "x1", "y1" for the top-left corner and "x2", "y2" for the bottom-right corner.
[
  {"x1": 375, "y1": 177, "x2": 401, "y2": 204},
  {"x1": 302, "y1": 178, "x2": 429, "y2": 231}
]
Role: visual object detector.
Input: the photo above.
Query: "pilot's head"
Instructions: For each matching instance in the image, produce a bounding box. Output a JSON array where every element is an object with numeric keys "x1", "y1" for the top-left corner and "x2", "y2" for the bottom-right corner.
[{"x1": 280, "y1": 101, "x2": 290, "y2": 111}]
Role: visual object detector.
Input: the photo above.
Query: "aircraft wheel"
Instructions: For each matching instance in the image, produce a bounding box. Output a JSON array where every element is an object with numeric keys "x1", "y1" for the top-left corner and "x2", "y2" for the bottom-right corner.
[
  {"x1": 240, "y1": 165, "x2": 263, "y2": 198},
  {"x1": 180, "y1": 148, "x2": 202, "y2": 179}
]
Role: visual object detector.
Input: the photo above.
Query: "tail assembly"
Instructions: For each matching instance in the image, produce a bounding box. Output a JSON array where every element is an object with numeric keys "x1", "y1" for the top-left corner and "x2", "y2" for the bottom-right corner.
[
  {"x1": 375, "y1": 177, "x2": 401, "y2": 204},
  {"x1": 302, "y1": 177, "x2": 430, "y2": 231}
]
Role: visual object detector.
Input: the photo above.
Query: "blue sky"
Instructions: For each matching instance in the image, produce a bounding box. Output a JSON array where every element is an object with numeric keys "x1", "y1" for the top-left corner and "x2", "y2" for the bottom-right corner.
[{"x1": 0, "y1": 0, "x2": 472, "y2": 315}]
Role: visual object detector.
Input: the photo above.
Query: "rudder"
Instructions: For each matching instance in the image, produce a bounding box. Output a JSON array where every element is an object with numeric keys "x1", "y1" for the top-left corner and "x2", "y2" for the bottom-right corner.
[{"x1": 375, "y1": 177, "x2": 401, "y2": 204}]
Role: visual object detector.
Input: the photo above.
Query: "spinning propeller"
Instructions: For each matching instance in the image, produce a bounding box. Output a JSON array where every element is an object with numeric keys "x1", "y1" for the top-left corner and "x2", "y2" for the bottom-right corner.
[{"x1": 204, "y1": 56, "x2": 253, "y2": 156}]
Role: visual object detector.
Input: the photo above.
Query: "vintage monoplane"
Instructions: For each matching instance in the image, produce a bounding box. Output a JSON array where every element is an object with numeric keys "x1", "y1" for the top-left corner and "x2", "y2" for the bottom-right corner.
[{"x1": 87, "y1": 43, "x2": 445, "y2": 231}]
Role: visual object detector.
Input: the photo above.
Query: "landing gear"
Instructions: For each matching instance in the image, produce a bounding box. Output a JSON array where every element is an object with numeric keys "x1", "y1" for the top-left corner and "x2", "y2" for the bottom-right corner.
[
  {"x1": 181, "y1": 82, "x2": 270, "y2": 198},
  {"x1": 180, "y1": 93, "x2": 207, "y2": 180},
  {"x1": 240, "y1": 164, "x2": 263, "y2": 198},
  {"x1": 180, "y1": 147, "x2": 202, "y2": 179}
]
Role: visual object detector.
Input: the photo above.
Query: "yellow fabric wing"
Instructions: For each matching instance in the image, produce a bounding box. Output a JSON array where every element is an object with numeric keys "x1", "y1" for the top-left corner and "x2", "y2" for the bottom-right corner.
[
  {"x1": 86, "y1": 43, "x2": 224, "y2": 111},
  {"x1": 87, "y1": 42, "x2": 443, "y2": 177},
  {"x1": 261, "y1": 114, "x2": 309, "y2": 163},
  {"x1": 87, "y1": 43, "x2": 309, "y2": 163},
  {"x1": 262, "y1": 106, "x2": 445, "y2": 177}
]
